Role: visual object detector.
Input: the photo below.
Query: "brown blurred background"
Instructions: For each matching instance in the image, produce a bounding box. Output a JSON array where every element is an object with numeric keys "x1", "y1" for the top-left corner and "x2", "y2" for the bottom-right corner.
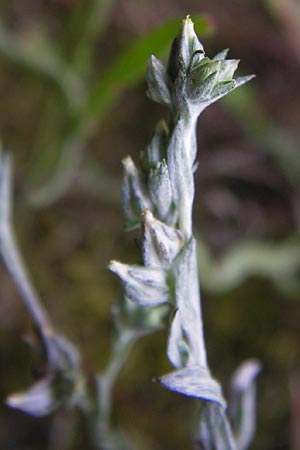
[{"x1": 0, "y1": 0, "x2": 300, "y2": 449}]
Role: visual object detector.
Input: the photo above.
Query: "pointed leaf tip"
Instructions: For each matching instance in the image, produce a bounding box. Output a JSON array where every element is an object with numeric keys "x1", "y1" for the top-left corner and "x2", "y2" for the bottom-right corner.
[
  {"x1": 158, "y1": 366, "x2": 226, "y2": 407},
  {"x1": 146, "y1": 55, "x2": 171, "y2": 106},
  {"x1": 6, "y1": 377, "x2": 58, "y2": 417},
  {"x1": 109, "y1": 260, "x2": 169, "y2": 307},
  {"x1": 142, "y1": 209, "x2": 183, "y2": 268}
]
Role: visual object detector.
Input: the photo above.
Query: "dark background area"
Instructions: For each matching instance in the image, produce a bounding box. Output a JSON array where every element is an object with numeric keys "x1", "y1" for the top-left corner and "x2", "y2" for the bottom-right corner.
[{"x1": 0, "y1": 0, "x2": 299, "y2": 449}]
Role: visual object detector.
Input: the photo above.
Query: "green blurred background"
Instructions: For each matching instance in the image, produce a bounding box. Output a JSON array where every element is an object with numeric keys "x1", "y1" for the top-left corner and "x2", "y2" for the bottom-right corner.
[{"x1": 0, "y1": 0, "x2": 299, "y2": 449}]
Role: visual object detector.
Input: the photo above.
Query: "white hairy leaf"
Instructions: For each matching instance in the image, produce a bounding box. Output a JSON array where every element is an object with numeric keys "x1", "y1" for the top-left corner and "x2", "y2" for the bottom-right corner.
[
  {"x1": 230, "y1": 359, "x2": 261, "y2": 450},
  {"x1": 167, "y1": 16, "x2": 204, "y2": 83},
  {"x1": 158, "y1": 366, "x2": 226, "y2": 407},
  {"x1": 212, "y1": 48, "x2": 229, "y2": 61},
  {"x1": 46, "y1": 334, "x2": 81, "y2": 372},
  {"x1": 122, "y1": 156, "x2": 151, "y2": 227},
  {"x1": 219, "y1": 59, "x2": 240, "y2": 81},
  {"x1": 234, "y1": 75, "x2": 256, "y2": 89},
  {"x1": 189, "y1": 59, "x2": 220, "y2": 85},
  {"x1": 142, "y1": 209, "x2": 183, "y2": 268},
  {"x1": 109, "y1": 260, "x2": 169, "y2": 307},
  {"x1": 167, "y1": 238, "x2": 207, "y2": 367},
  {"x1": 146, "y1": 55, "x2": 172, "y2": 106},
  {"x1": 167, "y1": 118, "x2": 195, "y2": 236},
  {"x1": 200, "y1": 403, "x2": 237, "y2": 450},
  {"x1": 7, "y1": 377, "x2": 58, "y2": 418},
  {"x1": 0, "y1": 153, "x2": 11, "y2": 228},
  {"x1": 146, "y1": 120, "x2": 168, "y2": 166},
  {"x1": 148, "y1": 160, "x2": 173, "y2": 221}
]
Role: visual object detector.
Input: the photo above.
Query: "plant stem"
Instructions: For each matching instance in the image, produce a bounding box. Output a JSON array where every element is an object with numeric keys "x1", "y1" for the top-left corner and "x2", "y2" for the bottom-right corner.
[
  {"x1": 0, "y1": 157, "x2": 54, "y2": 338},
  {"x1": 92, "y1": 329, "x2": 138, "y2": 450}
]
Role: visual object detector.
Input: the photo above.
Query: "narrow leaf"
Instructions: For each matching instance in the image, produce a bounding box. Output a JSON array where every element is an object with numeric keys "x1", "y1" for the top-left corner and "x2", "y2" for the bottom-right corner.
[
  {"x1": 167, "y1": 16, "x2": 205, "y2": 82},
  {"x1": 167, "y1": 309, "x2": 187, "y2": 368},
  {"x1": 177, "y1": 16, "x2": 205, "y2": 71},
  {"x1": 213, "y1": 48, "x2": 229, "y2": 61},
  {"x1": 199, "y1": 403, "x2": 237, "y2": 450},
  {"x1": 211, "y1": 80, "x2": 236, "y2": 100},
  {"x1": 219, "y1": 59, "x2": 240, "y2": 81},
  {"x1": 0, "y1": 153, "x2": 11, "y2": 226},
  {"x1": 146, "y1": 120, "x2": 169, "y2": 167},
  {"x1": 231, "y1": 359, "x2": 261, "y2": 393},
  {"x1": 157, "y1": 366, "x2": 226, "y2": 407},
  {"x1": 234, "y1": 75, "x2": 256, "y2": 88},
  {"x1": 187, "y1": 70, "x2": 219, "y2": 101},
  {"x1": 0, "y1": 154, "x2": 80, "y2": 376},
  {"x1": 146, "y1": 55, "x2": 171, "y2": 105},
  {"x1": 189, "y1": 60, "x2": 220, "y2": 84},
  {"x1": 0, "y1": 154, "x2": 52, "y2": 335},
  {"x1": 148, "y1": 160, "x2": 173, "y2": 221},
  {"x1": 168, "y1": 238, "x2": 207, "y2": 368},
  {"x1": 122, "y1": 156, "x2": 151, "y2": 228},
  {"x1": 142, "y1": 209, "x2": 183, "y2": 268},
  {"x1": 7, "y1": 377, "x2": 58, "y2": 418},
  {"x1": 46, "y1": 334, "x2": 80, "y2": 372},
  {"x1": 109, "y1": 261, "x2": 169, "y2": 307},
  {"x1": 230, "y1": 359, "x2": 261, "y2": 450}
]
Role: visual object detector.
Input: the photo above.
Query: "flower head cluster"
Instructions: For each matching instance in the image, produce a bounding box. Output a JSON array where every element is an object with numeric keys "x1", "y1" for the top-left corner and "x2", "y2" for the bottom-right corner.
[{"x1": 147, "y1": 16, "x2": 254, "y2": 116}]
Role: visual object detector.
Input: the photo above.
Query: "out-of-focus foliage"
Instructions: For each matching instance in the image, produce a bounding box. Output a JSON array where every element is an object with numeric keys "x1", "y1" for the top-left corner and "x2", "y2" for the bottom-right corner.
[
  {"x1": 0, "y1": 2, "x2": 213, "y2": 206},
  {"x1": 0, "y1": 1, "x2": 299, "y2": 450}
]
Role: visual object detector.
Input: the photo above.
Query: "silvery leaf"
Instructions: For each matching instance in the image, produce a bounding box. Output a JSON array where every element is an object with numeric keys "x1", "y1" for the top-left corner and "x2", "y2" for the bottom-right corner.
[
  {"x1": 6, "y1": 377, "x2": 58, "y2": 417},
  {"x1": 0, "y1": 153, "x2": 11, "y2": 228},
  {"x1": 179, "y1": 16, "x2": 205, "y2": 70},
  {"x1": 46, "y1": 334, "x2": 80, "y2": 372},
  {"x1": 189, "y1": 59, "x2": 220, "y2": 84},
  {"x1": 142, "y1": 209, "x2": 183, "y2": 268},
  {"x1": 219, "y1": 59, "x2": 240, "y2": 81},
  {"x1": 122, "y1": 156, "x2": 151, "y2": 228},
  {"x1": 146, "y1": 120, "x2": 168, "y2": 166},
  {"x1": 186, "y1": 58, "x2": 254, "y2": 108},
  {"x1": 0, "y1": 153, "x2": 55, "y2": 339},
  {"x1": 231, "y1": 359, "x2": 261, "y2": 393},
  {"x1": 167, "y1": 119, "x2": 194, "y2": 236},
  {"x1": 187, "y1": 71, "x2": 219, "y2": 102},
  {"x1": 157, "y1": 366, "x2": 226, "y2": 407},
  {"x1": 146, "y1": 55, "x2": 172, "y2": 106},
  {"x1": 167, "y1": 309, "x2": 187, "y2": 368},
  {"x1": 167, "y1": 16, "x2": 204, "y2": 82},
  {"x1": 213, "y1": 48, "x2": 229, "y2": 61},
  {"x1": 211, "y1": 80, "x2": 236, "y2": 100},
  {"x1": 0, "y1": 154, "x2": 79, "y2": 376},
  {"x1": 167, "y1": 238, "x2": 207, "y2": 367},
  {"x1": 230, "y1": 359, "x2": 261, "y2": 450},
  {"x1": 148, "y1": 161, "x2": 173, "y2": 221},
  {"x1": 234, "y1": 75, "x2": 256, "y2": 88},
  {"x1": 109, "y1": 261, "x2": 169, "y2": 307},
  {"x1": 211, "y1": 75, "x2": 255, "y2": 103},
  {"x1": 200, "y1": 71, "x2": 220, "y2": 97},
  {"x1": 113, "y1": 296, "x2": 169, "y2": 336},
  {"x1": 199, "y1": 403, "x2": 237, "y2": 450}
]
